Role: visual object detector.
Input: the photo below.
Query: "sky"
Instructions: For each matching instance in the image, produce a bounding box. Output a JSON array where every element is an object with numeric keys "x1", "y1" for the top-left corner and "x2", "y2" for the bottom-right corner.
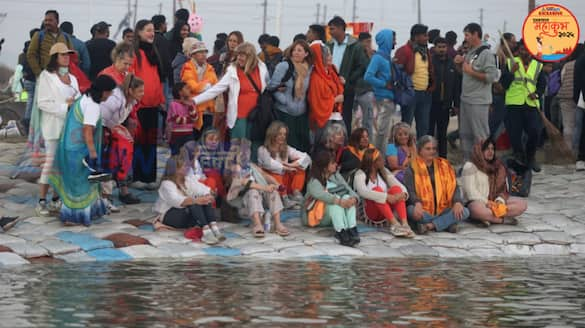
[{"x1": 0, "y1": 0, "x2": 584, "y2": 67}]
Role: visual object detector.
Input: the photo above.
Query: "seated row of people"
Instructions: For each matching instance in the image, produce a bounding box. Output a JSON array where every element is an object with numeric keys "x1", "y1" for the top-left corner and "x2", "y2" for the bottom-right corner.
[{"x1": 152, "y1": 119, "x2": 528, "y2": 247}]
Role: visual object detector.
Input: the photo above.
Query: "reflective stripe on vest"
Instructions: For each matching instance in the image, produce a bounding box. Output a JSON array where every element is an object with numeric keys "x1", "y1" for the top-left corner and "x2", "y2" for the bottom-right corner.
[{"x1": 505, "y1": 57, "x2": 542, "y2": 108}]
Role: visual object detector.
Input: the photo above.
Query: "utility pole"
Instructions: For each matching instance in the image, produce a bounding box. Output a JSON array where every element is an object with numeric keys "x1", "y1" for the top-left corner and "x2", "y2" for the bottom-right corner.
[
  {"x1": 173, "y1": 0, "x2": 176, "y2": 23},
  {"x1": 529, "y1": 0, "x2": 536, "y2": 12},
  {"x1": 503, "y1": 20, "x2": 507, "y2": 32},
  {"x1": 159, "y1": 2, "x2": 162, "y2": 15},
  {"x1": 417, "y1": 0, "x2": 421, "y2": 24},
  {"x1": 133, "y1": 0, "x2": 138, "y2": 27},
  {"x1": 322, "y1": 5, "x2": 327, "y2": 24},
  {"x1": 275, "y1": 0, "x2": 282, "y2": 36},
  {"x1": 480, "y1": 8, "x2": 484, "y2": 28},
  {"x1": 315, "y1": 3, "x2": 320, "y2": 24},
  {"x1": 262, "y1": 0, "x2": 268, "y2": 34},
  {"x1": 352, "y1": 0, "x2": 357, "y2": 22}
]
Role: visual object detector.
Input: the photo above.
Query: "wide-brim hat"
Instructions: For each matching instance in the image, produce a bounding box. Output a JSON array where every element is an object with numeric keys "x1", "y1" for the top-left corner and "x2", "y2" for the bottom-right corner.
[{"x1": 49, "y1": 42, "x2": 75, "y2": 56}]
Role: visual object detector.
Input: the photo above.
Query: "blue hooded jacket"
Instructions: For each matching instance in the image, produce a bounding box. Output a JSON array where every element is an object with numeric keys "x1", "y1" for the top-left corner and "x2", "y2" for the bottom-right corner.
[{"x1": 364, "y1": 29, "x2": 394, "y2": 100}]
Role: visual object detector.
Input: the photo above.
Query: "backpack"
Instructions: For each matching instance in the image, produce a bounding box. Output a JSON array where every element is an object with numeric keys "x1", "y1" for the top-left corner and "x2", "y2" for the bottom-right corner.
[
  {"x1": 263, "y1": 50, "x2": 284, "y2": 77},
  {"x1": 390, "y1": 62, "x2": 415, "y2": 107},
  {"x1": 269, "y1": 58, "x2": 296, "y2": 96},
  {"x1": 245, "y1": 73, "x2": 276, "y2": 143}
]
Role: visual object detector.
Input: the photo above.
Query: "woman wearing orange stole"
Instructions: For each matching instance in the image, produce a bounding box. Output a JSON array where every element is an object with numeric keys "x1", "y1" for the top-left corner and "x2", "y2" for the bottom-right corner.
[{"x1": 403, "y1": 135, "x2": 469, "y2": 234}]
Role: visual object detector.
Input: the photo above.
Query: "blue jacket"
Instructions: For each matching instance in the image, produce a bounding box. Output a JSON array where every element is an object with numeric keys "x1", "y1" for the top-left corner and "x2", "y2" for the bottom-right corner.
[
  {"x1": 364, "y1": 29, "x2": 394, "y2": 100},
  {"x1": 71, "y1": 36, "x2": 91, "y2": 76},
  {"x1": 268, "y1": 60, "x2": 312, "y2": 116}
]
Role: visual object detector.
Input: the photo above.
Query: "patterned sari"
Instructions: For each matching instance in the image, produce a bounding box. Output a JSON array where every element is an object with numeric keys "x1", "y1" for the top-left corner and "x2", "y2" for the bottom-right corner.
[{"x1": 49, "y1": 98, "x2": 106, "y2": 225}]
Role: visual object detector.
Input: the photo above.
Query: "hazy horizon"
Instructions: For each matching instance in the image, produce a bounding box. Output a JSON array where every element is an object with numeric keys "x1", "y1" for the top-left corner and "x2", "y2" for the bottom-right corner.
[{"x1": 0, "y1": 0, "x2": 584, "y2": 68}]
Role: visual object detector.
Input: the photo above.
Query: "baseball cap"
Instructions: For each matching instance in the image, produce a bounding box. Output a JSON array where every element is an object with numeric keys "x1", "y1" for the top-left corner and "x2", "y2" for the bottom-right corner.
[{"x1": 190, "y1": 41, "x2": 208, "y2": 55}]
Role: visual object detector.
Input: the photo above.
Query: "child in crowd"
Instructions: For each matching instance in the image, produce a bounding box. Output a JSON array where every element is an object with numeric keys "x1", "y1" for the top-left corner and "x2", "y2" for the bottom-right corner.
[
  {"x1": 386, "y1": 122, "x2": 416, "y2": 183},
  {"x1": 167, "y1": 82, "x2": 197, "y2": 155}
]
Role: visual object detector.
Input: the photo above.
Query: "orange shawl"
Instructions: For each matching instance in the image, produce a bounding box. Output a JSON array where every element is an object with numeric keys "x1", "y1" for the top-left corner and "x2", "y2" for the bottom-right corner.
[
  {"x1": 307, "y1": 43, "x2": 344, "y2": 130},
  {"x1": 412, "y1": 157, "x2": 456, "y2": 215},
  {"x1": 345, "y1": 144, "x2": 375, "y2": 161}
]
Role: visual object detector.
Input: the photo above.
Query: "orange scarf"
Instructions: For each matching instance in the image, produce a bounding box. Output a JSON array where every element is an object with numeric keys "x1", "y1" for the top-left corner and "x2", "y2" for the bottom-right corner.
[
  {"x1": 307, "y1": 43, "x2": 344, "y2": 130},
  {"x1": 412, "y1": 157, "x2": 456, "y2": 215},
  {"x1": 346, "y1": 144, "x2": 375, "y2": 161}
]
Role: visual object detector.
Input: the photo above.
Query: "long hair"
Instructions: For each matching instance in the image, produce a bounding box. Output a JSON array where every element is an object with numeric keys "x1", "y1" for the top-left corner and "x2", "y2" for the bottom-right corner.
[
  {"x1": 264, "y1": 121, "x2": 289, "y2": 160},
  {"x1": 320, "y1": 122, "x2": 347, "y2": 150},
  {"x1": 228, "y1": 31, "x2": 244, "y2": 50},
  {"x1": 45, "y1": 53, "x2": 60, "y2": 73},
  {"x1": 360, "y1": 148, "x2": 389, "y2": 185},
  {"x1": 121, "y1": 73, "x2": 144, "y2": 97},
  {"x1": 133, "y1": 19, "x2": 159, "y2": 68},
  {"x1": 162, "y1": 149, "x2": 191, "y2": 192},
  {"x1": 233, "y1": 42, "x2": 258, "y2": 74},
  {"x1": 171, "y1": 20, "x2": 189, "y2": 42},
  {"x1": 389, "y1": 122, "x2": 415, "y2": 148},
  {"x1": 348, "y1": 127, "x2": 368, "y2": 149},
  {"x1": 310, "y1": 150, "x2": 335, "y2": 187},
  {"x1": 283, "y1": 39, "x2": 314, "y2": 66}
]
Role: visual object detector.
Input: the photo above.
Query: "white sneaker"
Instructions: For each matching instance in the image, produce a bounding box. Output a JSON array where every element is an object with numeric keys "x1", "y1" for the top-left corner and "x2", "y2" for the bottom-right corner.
[
  {"x1": 48, "y1": 199, "x2": 62, "y2": 213},
  {"x1": 201, "y1": 230, "x2": 220, "y2": 245},
  {"x1": 576, "y1": 161, "x2": 585, "y2": 172},
  {"x1": 130, "y1": 181, "x2": 147, "y2": 190},
  {"x1": 211, "y1": 225, "x2": 226, "y2": 241},
  {"x1": 36, "y1": 200, "x2": 50, "y2": 217},
  {"x1": 145, "y1": 182, "x2": 159, "y2": 190},
  {"x1": 104, "y1": 198, "x2": 120, "y2": 213},
  {"x1": 282, "y1": 195, "x2": 298, "y2": 209},
  {"x1": 0, "y1": 120, "x2": 21, "y2": 138}
]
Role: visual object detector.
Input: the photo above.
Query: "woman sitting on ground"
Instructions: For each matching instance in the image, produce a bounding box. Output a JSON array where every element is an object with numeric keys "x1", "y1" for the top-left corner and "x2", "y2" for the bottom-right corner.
[
  {"x1": 353, "y1": 148, "x2": 414, "y2": 237},
  {"x1": 153, "y1": 150, "x2": 224, "y2": 245},
  {"x1": 227, "y1": 141, "x2": 289, "y2": 237},
  {"x1": 338, "y1": 127, "x2": 375, "y2": 179},
  {"x1": 258, "y1": 121, "x2": 311, "y2": 209},
  {"x1": 386, "y1": 122, "x2": 416, "y2": 183},
  {"x1": 462, "y1": 139, "x2": 527, "y2": 226},
  {"x1": 403, "y1": 135, "x2": 470, "y2": 234},
  {"x1": 303, "y1": 150, "x2": 360, "y2": 247},
  {"x1": 313, "y1": 121, "x2": 347, "y2": 160}
]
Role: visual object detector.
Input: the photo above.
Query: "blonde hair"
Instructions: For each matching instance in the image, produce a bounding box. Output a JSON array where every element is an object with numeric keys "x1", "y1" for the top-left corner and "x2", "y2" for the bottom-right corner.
[
  {"x1": 110, "y1": 42, "x2": 134, "y2": 63},
  {"x1": 234, "y1": 42, "x2": 259, "y2": 74},
  {"x1": 162, "y1": 149, "x2": 189, "y2": 189},
  {"x1": 182, "y1": 37, "x2": 199, "y2": 56},
  {"x1": 264, "y1": 121, "x2": 289, "y2": 160},
  {"x1": 390, "y1": 122, "x2": 415, "y2": 148},
  {"x1": 121, "y1": 73, "x2": 144, "y2": 97}
]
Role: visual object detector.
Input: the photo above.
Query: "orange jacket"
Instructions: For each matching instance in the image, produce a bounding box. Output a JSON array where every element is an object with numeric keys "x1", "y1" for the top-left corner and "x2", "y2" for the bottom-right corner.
[{"x1": 181, "y1": 60, "x2": 219, "y2": 129}]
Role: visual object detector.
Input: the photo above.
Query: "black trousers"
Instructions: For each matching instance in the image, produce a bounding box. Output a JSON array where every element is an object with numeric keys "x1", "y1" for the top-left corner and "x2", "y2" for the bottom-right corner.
[
  {"x1": 162, "y1": 204, "x2": 215, "y2": 229},
  {"x1": 428, "y1": 102, "x2": 450, "y2": 158},
  {"x1": 505, "y1": 105, "x2": 541, "y2": 162},
  {"x1": 133, "y1": 107, "x2": 159, "y2": 183},
  {"x1": 579, "y1": 111, "x2": 585, "y2": 161},
  {"x1": 342, "y1": 89, "x2": 356, "y2": 134}
]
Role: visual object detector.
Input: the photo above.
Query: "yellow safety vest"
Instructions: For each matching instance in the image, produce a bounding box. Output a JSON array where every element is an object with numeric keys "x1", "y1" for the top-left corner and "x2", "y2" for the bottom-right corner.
[{"x1": 505, "y1": 57, "x2": 542, "y2": 108}]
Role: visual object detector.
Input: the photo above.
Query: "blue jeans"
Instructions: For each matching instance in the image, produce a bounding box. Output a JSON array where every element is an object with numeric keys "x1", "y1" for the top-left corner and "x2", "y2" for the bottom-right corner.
[
  {"x1": 22, "y1": 80, "x2": 36, "y2": 129},
  {"x1": 401, "y1": 90, "x2": 432, "y2": 139},
  {"x1": 407, "y1": 205, "x2": 470, "y2": 232},
  {"x1": 354, "y1": 91, "x2": 375, "y2": 138}
]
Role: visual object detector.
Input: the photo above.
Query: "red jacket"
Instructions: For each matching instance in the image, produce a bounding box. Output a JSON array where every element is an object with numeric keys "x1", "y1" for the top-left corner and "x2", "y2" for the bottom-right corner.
[
  {"x1": 131, "y1": 49, "x2": 165, "y2": 109},
  {"x1": 394, "y1": 41, "x2": 435, "y2": 92}
]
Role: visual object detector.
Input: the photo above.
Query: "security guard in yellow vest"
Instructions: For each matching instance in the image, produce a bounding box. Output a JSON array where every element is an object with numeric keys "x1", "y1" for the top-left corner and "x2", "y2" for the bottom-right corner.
[{"x1": 503, "y1": 40, "x2": 545, "y2": 172}]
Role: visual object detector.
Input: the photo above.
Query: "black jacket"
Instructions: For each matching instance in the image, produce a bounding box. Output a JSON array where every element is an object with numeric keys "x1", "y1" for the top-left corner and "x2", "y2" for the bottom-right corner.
[
  {"x1": 431, "y1": 54, "x2": 460, "y2": 108},
  {"x1": 154, "y1": 32, "x2": 172, "y2": 81},
  {"x1": 573, "y1": 55, "x2": 585, "y2": 104}
]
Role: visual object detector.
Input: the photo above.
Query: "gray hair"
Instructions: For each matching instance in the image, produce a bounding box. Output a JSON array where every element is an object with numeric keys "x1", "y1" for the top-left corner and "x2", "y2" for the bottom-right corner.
[
  {"x1": 416, "y1": 135, "x2": 437, "y2": 152},
  {"x1": 389, "y1": 122, "x2": 415, "y2": 145},
  {"x1": 320, "y1": 121, "x2": 347, "y2": 147}
]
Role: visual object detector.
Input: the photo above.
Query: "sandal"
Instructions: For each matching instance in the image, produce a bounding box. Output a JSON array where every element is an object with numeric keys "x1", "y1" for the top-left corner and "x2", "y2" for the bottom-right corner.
[
  {"x1": 253, "y1": 225, "x2": 265, "y2": 238},
  {"x1": 274, "y1": 225, "x2": 290, "y2": 237},
  {"x1": 389, "y1": 224, "x2": 407, "y2": 237}
]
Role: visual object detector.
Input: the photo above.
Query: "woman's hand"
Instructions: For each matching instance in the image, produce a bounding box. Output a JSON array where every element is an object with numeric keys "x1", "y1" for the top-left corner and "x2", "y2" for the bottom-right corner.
[
  {"x1": 66, "y1": 96, "x2": 75, "y2": 107},
  {"x1": 452, "y1": 202, "x2": 465, "y2": 220},
  {"x1": 194, "y1": 195, "x2": 214, "y2": 205},
  {"x1": 264, "y1": 184, "x2": 278, "y2": 193},
  {"x1": 414, "y1": 202, "x2": 425, "y2": 219},
  {"x1": 334, "y1": 94, "x2": 344, "y2": 103}
]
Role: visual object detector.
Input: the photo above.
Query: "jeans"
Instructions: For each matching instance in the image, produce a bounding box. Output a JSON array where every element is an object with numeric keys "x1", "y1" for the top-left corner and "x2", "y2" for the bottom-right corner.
[
  {"x1": 22, "y1": 80, "x2": 36, "y2": 129},
  {"x1": 163, "y1": 204, "x2": 215, "y2": 229},
  {"x1": 428, "y1": 102, "x2": 450, "y2": 158},
  {"x1": 459, "y1": 101, "x2": 490, "y2": 162},
  {"x1": 354, "y1": 91, "x2": 375, "y2": 137},
  {"x1": 490, "y1": 94, "x2": 507, "y2": 138},
  {"x1": 578, "y1": 108, "x2": 585, "y2": 161},
  {"x1": 401, "y1": 90, "x2": 432, "y2": 139},
  {"x1": 505, "y1": 105, "x2": 541, "y2": 163},
  {"x1": 374, "y1": 99, "x2": 396, "y2": 152},
  {"x1": 407, "y1": 205, "x2": 470, "y2": 232}
]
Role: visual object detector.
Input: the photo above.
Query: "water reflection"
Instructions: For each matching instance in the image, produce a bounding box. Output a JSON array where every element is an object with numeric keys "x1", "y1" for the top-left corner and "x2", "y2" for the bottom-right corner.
[{"x1": 1, "y1": 258, "x2": 585, "y2": 327}]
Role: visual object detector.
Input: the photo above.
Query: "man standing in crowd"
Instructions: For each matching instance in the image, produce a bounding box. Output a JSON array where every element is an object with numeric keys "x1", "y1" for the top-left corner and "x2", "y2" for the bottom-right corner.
[
  {"x1": 259, "y1": 35, "x2": 283, "y2": 77},
  {"x1": 306, "y1": 24, "x2": 326, "y2": 44},
  {"x1": 429, "y1": 37, "x2": 460, "y2": 159},
  {"x1": 327, "y1": 16, "x2": 369, "y2": 133},
  {"x1": 122, "y1": 28, "x2": 134, "y2": 45},
  {"x1": 86, "y1": 21, "x2": 116, "y2": 80},
  {"x1": 455, "y1": 23, "x2": 499, "y2": 161},
  {"x1": 59, "y1": 21, "x2": 91, "y2": 75},
  {"x1": 394, "y1": 24, "x2": 435, "y2": 138},
  {"x1": 502, "y1": 41, "x2": 546, "y2": 172},
  {"x1": 26, "y1": 10, "x2": 73, "y2": 77}
]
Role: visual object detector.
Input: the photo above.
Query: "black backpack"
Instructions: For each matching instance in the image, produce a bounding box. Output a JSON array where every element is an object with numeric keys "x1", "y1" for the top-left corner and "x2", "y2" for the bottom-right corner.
[{"x1": 245, "y1": 73, "x2": 276, "y2": 143}]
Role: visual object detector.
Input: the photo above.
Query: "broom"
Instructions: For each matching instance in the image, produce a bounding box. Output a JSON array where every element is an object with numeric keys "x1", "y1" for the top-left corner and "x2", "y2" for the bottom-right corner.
[{"x1": 498, "y1": 31, "x2": 575, "y2": 164}]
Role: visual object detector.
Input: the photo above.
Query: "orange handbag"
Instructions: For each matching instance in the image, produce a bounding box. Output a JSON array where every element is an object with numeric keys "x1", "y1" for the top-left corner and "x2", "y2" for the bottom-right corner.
[
  {"x1": 306, "y1": 197, "x2": 326, "y2": 227},
  {"x1": 487, "y1": 201, "x2": 508, "y2": 218}
]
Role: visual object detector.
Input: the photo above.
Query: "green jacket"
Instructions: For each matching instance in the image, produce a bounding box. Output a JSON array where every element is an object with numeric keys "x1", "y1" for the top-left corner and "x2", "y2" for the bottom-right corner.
[
  {"x1": 301, "y1": 172, "x2": 359, "y2": 226},
  {"x1": 327, "y1": 34, "x2": 369, "y2": 93},
  {"x1": 26, "y1": 30, "x2": 74, "y2": 76}
]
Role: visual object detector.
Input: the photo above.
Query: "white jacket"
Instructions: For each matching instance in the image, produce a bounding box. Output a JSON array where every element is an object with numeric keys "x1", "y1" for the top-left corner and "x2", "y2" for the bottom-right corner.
[
  {"x1": 461, "y1": 162, "x2": 506, "y2": 204},
  {"x1": 193, "y1": 62, "x2": 268, "y2": 129},
  {"x1": 100, "y1": 87, "x2": 136, "y2": 129},
  {"x1": 37, "y1": 70, "x2": 79, "y2": 140},
  {"x1": 257, "y1": 145, "x2": 311, "y2": 175},
  {"x1": 353, "y1": 169, "x2": 408, "y2": 204}
]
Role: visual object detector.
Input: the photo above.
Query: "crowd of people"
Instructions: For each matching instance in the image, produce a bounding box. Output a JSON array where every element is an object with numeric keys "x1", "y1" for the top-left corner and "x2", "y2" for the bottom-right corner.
[{"x1": 10, "y1": 6, "x2": 585, "y2": 246}]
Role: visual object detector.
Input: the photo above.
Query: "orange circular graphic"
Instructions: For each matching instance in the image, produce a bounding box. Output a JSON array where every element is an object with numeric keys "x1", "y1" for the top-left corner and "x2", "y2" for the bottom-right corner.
[{"x1": 522, "y1": 4, "x2": 580, "y2": 62}]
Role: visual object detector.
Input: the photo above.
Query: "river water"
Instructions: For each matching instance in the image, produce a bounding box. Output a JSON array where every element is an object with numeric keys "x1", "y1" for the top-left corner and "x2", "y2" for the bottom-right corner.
[{"x1": 1, "y1": 257, "x2": 585, "y2": 327}]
